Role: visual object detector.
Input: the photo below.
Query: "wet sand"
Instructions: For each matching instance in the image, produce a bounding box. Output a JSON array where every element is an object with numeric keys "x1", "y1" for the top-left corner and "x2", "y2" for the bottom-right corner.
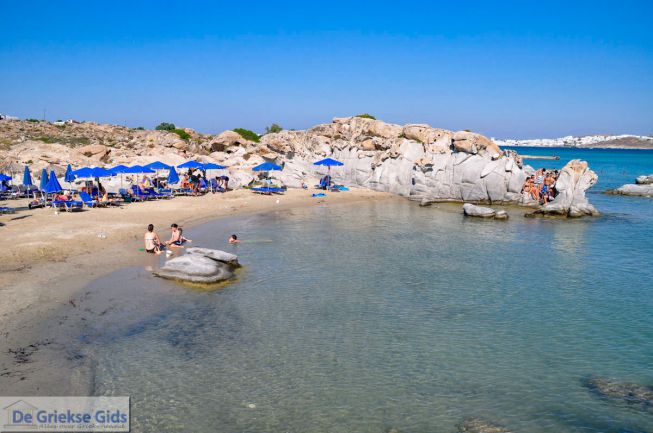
[{"x1": 0, "y1": 188, "x2": 395, "y2": 395}]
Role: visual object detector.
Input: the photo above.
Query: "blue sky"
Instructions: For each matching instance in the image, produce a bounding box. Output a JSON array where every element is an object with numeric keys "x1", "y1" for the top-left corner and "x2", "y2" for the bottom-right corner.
[{"x1": 1, "y1": 1, "x2": 652, "y2": 138}]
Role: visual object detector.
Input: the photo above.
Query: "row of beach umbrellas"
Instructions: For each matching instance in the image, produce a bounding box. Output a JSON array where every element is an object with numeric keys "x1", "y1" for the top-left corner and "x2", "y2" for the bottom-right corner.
[{"x1": 1, "y1": 157, "x2": 345, "y2": 194}]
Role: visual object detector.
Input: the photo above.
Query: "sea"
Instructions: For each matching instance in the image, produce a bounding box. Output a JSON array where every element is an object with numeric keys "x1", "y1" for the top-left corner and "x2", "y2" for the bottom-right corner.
[{"x1": 75, "y1": 147, "x2": 653, "y2": 432}]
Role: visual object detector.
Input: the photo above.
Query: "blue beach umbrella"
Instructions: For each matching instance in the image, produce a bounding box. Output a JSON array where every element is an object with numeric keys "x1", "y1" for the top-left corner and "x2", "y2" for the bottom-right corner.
[
  {"x1": 39, "y1": 169, "x2": 49, "y2": 192},
  {"x1": 44, "y1": 171, "x2": 63, "y2": 194},
  {"x1": 145, "y1": 161, "x2": 172, "y2": 170},
  {"x1": 313, "y1": 157, "x2": 344, "y2": 167},
  {"x1": 88, "y1": 167, "x2": 113, "y2": 178},
  {"x1": 168, "y1": 168, "x2": 180, "y2": 185},
  {"x1": 0, "y1": 174, "x2": 12, "y2": 181},
  {"x1": 64, "y1": 164, "x2": 75, "y2": 183},
  {"x1": 109, "y1": 164, "x2": 130, "y2": 175},
  {"x1": 178, "y1": 160, "x2": 204, "y2": 169},
  {"x1": 252, "y1": 161, "x2": 282, "y2": 172},
  {"x1": 72, "y1": 167, "x2": 94, "y2": 178},
  {"x1": 23, "y1": 166, "x2": 32, "y2": 186},
  {"x1": 123, "y1": 165, "x2": 155, "y2": 174},
  {"x1": 202, "y1": 162, "x2": 226, "y2": 170}
]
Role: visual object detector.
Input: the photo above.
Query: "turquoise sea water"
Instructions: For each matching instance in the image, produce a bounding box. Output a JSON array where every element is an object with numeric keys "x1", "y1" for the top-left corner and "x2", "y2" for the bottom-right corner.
[{"x1": 80, "y1": 147, "x2": 652, "y2": 433}]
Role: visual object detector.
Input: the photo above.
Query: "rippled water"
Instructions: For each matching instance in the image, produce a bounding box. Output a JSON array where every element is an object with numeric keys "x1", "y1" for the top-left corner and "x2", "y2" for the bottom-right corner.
[{"x1": 81, "y1": 148, "x2": 652, "y2": 433}]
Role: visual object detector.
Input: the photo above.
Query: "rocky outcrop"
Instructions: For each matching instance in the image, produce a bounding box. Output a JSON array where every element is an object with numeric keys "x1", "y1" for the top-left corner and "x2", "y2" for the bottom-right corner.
[
  {"x1": 636, "y1": 174, "x2": 653, "y2": 184},
  {"x1": 529, "y1": 160, "x2": 599, "y2": 217},
  {"x1": 462, "y1": 203, "x2": 508, "y2": 219},
  {"x1": 458, "y1": 418, "x2": 514, "y2": 433},
  {"x1": 607, "y1": 184, "x2": 653, "y2": 197},
  {"x1": 153, "y1": 248, "x2": 239, "y2": 284},
  {"x1": 584, "y1": 377, "x2": 653, "y2": 409},
  {"x1": 0, "y1": 116, "x2": 600, "y2": 217}
]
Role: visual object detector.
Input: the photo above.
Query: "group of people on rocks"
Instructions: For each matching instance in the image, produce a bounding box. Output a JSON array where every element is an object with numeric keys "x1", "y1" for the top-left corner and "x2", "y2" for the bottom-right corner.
[{"x1": 522, "y1": 168, "x2": 559, "y2": 204}]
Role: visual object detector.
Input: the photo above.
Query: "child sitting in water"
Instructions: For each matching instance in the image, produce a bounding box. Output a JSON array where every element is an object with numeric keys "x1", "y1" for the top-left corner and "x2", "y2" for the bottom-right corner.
[{"x1": 229, "y1": 234, "x2": 240, "y2": 244}]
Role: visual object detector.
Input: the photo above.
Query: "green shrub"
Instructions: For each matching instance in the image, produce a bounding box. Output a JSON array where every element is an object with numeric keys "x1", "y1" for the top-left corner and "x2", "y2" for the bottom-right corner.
[
  {"x1": 26, "y1": 118, "x2": 40, "y2": 123},
  {"x1": 355, "y1": 113, "x2": 376, "y2": 120},
  {"x1": 233, "y1": 128, "x2": 260, "y2": 142},
  {"x1": 172, "y1": 129, "x2": 191, "y2": 140},
  {"x1": 35, "y1": 136, "x2": 58, "y2": 143},
  {"x1": 155, "y1": 122, "x2": 176, "y2": 131},
  {"x1": 265, "y1": 123, "x2": 283, "y2": 134},
  {"x1": 133, "y1": 126, "x2": 145, "y2": 130}
]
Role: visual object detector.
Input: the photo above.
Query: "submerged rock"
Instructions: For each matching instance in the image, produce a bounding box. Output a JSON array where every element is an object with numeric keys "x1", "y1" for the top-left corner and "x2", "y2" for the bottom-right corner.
[
  {"x1": 463, "y1": 203, "x2": 496, "y2": 218},
  {"x1": 606, "y1": 183, "x2": 653, "y2": 198},
  {"x1": 458, "y1": 418, "x2": 514, "y2": 433},
  {"x1": 584, "y1": 377, "x2": 653, "y2": 409},
  {"x1": 153, "y1": 248, "x2": 239, "y2": 284},
  {"x1": 529, "y1": 159, "x2": 599, "y2": 218}
]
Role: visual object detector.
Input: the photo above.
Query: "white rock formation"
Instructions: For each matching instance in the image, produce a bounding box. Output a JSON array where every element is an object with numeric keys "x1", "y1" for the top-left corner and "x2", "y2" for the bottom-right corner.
[
  {"x1": 532, "y1": 160, "x2": 599, "y2": 217},
  {"x1": 153, "y1": 248, "x2": 239, "y2": 284}
]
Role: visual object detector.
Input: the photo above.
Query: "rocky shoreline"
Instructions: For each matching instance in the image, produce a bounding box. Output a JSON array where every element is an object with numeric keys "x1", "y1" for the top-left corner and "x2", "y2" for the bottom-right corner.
[
  {"x1": 0, "y1": 116, "x2": 601, "y2": 218},
  {"x1": 606, "y1": 173, "x2": 653, "y2": 198}
]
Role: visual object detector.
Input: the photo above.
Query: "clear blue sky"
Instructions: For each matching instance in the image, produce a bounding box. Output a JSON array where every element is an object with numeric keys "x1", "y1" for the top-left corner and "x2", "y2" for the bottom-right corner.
[{"x1": 1, "y1": 1, "x2": 652, "y2": 138}]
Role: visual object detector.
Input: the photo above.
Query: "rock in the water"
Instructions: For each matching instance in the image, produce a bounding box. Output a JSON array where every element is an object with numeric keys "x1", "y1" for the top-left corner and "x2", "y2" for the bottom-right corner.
[
  {"x1": 584, "y1": 377, "x2": 653, "y2": 408},
  {"x1": 154, "y1": 248, "x2": 239, "y2": 284},
  {"x1": 636, "y1": 174, "x2": 653, "y2": 184},
  {"x1": 530, "y1": 160, "x2": 599, "y2": 217},
  {"x1": 186, "y1": 247, "x2": 239, "y2": 266},
  {"x1": 606, "y1": 183, "x2": 653, "y2": 198},
  {"x1": 463, "y1": 203, "x2": 496, "y2": 218},
  {"x1": 458, "y1": 418, "x2": 514, "y2": 433},
  {"x1": 494, "y1": 210, "x2": 509, "y2": 220}
]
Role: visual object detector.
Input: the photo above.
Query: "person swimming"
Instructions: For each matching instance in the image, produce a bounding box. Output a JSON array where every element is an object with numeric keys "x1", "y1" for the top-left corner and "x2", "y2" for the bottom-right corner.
[
  {"x1": 144, "y1": 224, "x2": 162, "y2": 254},
  {"x1": 229, "y1": 234, "x2": 240, "y2": 244}
]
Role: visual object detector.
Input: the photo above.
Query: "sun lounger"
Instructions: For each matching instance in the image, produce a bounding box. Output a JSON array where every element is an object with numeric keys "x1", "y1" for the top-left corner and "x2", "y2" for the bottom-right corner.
[
  {"x1": 51, "y1": 200, "x2": 83, "y2": 212},
  {"x1": 0, "y1": 207, "x2": 16, "y2": 214},
  {"x1": 328, "y1": 185, "x2": 349, "y2": 192},
  {"x1": 131, "y1": 185, "x2": 151, "y2": 201},
  {"x1": 79, "y1": 192, "x2": 107, "y2": 208}
]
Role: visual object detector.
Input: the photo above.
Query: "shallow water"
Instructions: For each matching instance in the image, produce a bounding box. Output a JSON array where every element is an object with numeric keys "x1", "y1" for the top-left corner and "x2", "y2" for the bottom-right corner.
[{"x1": 81, "y1": 148, "x2": 652, "y2": 433}]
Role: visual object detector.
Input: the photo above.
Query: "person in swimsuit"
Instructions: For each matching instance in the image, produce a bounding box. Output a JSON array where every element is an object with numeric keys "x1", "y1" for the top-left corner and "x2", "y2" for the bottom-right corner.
[
  {"x1": 166, "y1": 224, "x2": 192, "y2": 248},
  {"x1": 229, "y1": 234, "x2": 240, "y2": 244},
  {"x1": 144, "y1": 224, "x2": 162, "y2": 254}
]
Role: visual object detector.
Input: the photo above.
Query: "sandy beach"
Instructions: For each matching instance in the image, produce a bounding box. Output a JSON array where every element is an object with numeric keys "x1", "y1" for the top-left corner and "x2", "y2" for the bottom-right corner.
[{"x1": 0, "y1": 188, "x2": 395, "y2": 394}]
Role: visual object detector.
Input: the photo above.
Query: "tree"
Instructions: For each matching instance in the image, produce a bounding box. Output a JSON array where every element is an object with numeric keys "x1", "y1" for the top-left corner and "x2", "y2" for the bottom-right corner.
[
  {"x1": 233, "y1": 128, "x2": 260, "y2": 142},
  {"x1": 265, "y1": 123, "x2": 283, "y2": 134},
  {"x1": 155, "y1": 122, "x2": 176, "y2": 131}
]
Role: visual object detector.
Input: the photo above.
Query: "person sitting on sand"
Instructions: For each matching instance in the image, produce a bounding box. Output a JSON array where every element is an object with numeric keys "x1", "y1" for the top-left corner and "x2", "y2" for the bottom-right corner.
[
  {"x1": 229, "y1": 234, "x2": 240, "y2": 244},
  {"x1": 144, "y1": 224, "x2": 163, "y2": 254},
  {"x1": 166, "y1": 223, "x2": 192, "y2": 247}
]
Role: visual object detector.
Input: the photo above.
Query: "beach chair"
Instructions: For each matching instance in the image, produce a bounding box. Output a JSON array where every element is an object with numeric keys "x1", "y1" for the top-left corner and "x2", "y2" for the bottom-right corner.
[
  {"x1": 119, "y1": 188, "x2": 142, "y2": 203},
  {"x1": 50, "y1": 200, "x2": 83, "y2": 212},
  {"x1": 157, "y1": 188, "x2": 174, "y2": 198},
  {"x1": 131, "y1": 185, "x2": 151, "y2": 200},
  {"x1": 79, "y1": 192, "x2": 107, "y2": 208},
  {"x1": 251, "y1": 186, "x2": 286, "y2": 195},
  {"x1": 210, "y1": 178, "x2": 225, "y2": 193},
  {"x1": 0, "y1": 207, "x2": 16, "y2": 214}
]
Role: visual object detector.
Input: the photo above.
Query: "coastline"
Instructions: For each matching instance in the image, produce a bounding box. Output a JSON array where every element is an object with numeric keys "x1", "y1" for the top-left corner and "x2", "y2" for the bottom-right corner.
[{"x1": 0, "y1": 188, "x2": 397, "y2": 395}]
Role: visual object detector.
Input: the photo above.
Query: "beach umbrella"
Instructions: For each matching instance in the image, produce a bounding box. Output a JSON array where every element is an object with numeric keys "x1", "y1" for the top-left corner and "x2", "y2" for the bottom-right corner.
[
  {"x1": 109, "y1": 164, "x2": 130, "y2": 175},
  {"x1": 178, "y1": 160, "x2": 204, "y2": 169},
  {"x1": 168, "y1": 168, "x2": 180, "y2": 185},
  {"x1": 39, "y1": 169, "x2": 49, "y2": 192},
  {"x1": 44, "y1": 171, "x2": 63, "y2": 194},
  {"x1": 145, "y1": 161, "x2": 172, "y2": 170},
  {"x1": 313, "y1": 157, "x2": 344, "y2": 167},
  {"x1": 123, "y1": 165, "x2": 155, "y2": 174},
  {"x1": 252, "y1": 161, "x2": 282, "y2": 172},
  {"x1": 72, "y1": 167, "x2": 94, "y2": 178},
  {"x1": 202, "y1": 163, "x2": 226, "y2": 170},
  {"x1": 88, "y1": 167, "x2": 113, "y2": 178},
  {"x1": 23, "y1": 166, "x2": 33, "y2": 186},
  {"x1": 0, "y1": 174, "x2": 11, "y2": 181},
  {"x1": 64, "y1": 164, "x2": 75, "y2": 182}
]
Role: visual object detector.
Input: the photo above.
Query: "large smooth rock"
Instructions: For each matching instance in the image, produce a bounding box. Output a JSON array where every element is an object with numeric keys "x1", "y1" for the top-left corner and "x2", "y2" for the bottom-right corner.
[
  {"x1": 153, "y1": 255, "x2": 234, "y2": 284},
  {"x1": 607, "y1": 183, "x2": 653, "y2": 197},
  {"x1": 463, "y1": 203, "x2": 496, "y2": 218},
  {"x1": 636, "y1": 174, "x2": 653, "y2": 184},
  {"x1": 186, "y1": 247, "x2": 239, "y2": 266},
  {"x1": 584, "y1": 377, "x2": 653, "y2": 408},
  {"x1": 531, "y1": 160, "x2": 599, "y2": 217},
  {"x1": 458, "y1": 418, "x2": 514, "y2": 433}
]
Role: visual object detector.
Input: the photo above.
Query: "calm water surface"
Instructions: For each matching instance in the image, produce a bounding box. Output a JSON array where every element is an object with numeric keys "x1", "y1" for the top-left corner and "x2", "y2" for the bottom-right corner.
[{"x1": 81, "y1": 148, "x2": 652, "y2": 433}]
